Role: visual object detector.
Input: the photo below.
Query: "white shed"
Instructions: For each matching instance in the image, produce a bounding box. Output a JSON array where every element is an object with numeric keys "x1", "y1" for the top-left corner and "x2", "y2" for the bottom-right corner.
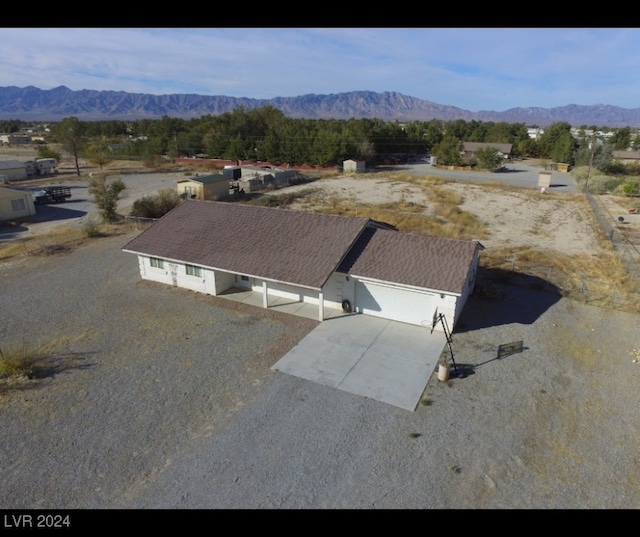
[
  {"x1": 343, "y1": 159, "x2": 366, "y2": 173},
  {"x1": 0, "y1": 160, "x2": 28, "y2": 182}
]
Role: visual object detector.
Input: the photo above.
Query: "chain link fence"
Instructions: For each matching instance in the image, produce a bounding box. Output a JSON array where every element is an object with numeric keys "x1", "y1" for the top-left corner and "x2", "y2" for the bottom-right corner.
[{"x1": 123, "y1": 216, "x2": 158, "y2": 229}]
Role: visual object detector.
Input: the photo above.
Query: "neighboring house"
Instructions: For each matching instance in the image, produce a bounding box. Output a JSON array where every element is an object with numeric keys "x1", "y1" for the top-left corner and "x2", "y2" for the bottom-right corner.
[
  {"x1": 612, "y1": 151, "x2": 640, "y2": 165},
  {"x1": 0, "y1": 187, "x2": 36, "y2": 221},
  {"x1": 177, "y1": 174, "x2": 229, "y2": 201},
  {"x1": 343, "y1": 159, "x2": 366, "y2": 173},
  {"x1": 0, "y1": 160, "x2": 28, "y2": 181},
  {"x1": 461, "y1": 142, "x2": 513, "y2": 163},
  {"x1": 527, "y1": 128, "x2": 544, "y2": 139},
  {"x1": 122, "y1": 201, "x2": 483, "y2": 330}
]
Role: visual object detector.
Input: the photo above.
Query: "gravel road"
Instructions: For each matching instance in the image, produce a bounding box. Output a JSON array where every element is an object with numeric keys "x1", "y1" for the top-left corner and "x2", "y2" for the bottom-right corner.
[{"x1": 2, "y1": 231, "x2": 640, "y2": 510}]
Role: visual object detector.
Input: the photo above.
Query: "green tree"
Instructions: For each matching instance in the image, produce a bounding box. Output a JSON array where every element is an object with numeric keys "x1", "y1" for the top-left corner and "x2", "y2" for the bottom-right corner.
[
  {"x1": 88, "y1": 176, "x2": 126, "y2": 222},
  {"x1": 610, "y1": 127, "x2": 632, "y2": 151},
  {"x1": 550, "y1": 131, "x2": 575, "y2": 163},
  {"x1": 36, "y1": 146, "x2": 62, "y2": 162},
  {"x1": 85, "y1": 140, "x2": 114, "y2": 170},
  {"x1": 53, "y1": 117, "x2": 86, "y2": 176},
  {"x1": 537, "y1": 122, "x2": 577, "y2": 163},
  {"x1": 516, "y1": 138, "x2": 540, "y2": 158},
  {"x1": 475, "y1": 146, "x2": 503, "y2": 170},
  {"x1": 433, "y1": 135, "x2": 462, "y2": 166}
]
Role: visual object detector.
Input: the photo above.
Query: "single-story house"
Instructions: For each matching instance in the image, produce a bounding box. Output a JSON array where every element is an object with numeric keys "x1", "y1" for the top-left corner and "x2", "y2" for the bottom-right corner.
[
  {"x1": 177, "y1": 174, "x2": 229, "y2": 201},
  {"x1": 122, "y1": 201, "x2": 483, "y2": 330},
  {"x1": 0, "y1": 187, "x2": 36, "y2": 221},
  {"x1": 612, "y1": 151, "x2": 640, "y2": 165},
  {"x1": 0, "y1": 160, "x2": 28, "y2": 182},
  {"x1": 461, "y1": 142, "x2": 513, "y2": 163},
  {"x1": 343, "y1": 159, "x2": 366, "y2": 173},
  {"x1": 527, "y1": 128, "x2": 544, "y2": 139}
]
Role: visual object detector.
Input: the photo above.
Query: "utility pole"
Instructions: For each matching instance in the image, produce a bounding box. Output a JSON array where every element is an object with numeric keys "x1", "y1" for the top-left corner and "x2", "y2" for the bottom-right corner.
[{"x1": 585, "y1": 133, "x2": 597, "y2": 192}]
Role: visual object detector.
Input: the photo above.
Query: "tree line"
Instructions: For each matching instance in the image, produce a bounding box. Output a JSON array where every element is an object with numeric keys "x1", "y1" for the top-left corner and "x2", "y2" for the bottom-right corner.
[{"x1": 3, "y1": 110, "x2": 638, "y2": 170}]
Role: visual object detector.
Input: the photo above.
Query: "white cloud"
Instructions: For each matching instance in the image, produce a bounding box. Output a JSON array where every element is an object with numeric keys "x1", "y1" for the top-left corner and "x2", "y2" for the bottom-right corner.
[{"x1": 1, "y1": 28, "x2": 640, "y2": 110}]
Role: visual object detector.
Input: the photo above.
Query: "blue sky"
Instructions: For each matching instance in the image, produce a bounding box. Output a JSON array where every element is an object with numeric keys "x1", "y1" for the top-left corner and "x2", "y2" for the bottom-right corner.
[{"x1": 2, "y1": 28, "x2": 640, "y2": 112}]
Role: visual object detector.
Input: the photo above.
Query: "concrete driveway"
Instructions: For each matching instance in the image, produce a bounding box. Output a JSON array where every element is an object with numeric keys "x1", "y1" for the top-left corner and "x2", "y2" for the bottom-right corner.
[
  {"x1": 217, "y1": 287, "x2": 448, "y2": 411},
  {"x1": 272, "y1": 314, "x2": 447, "y2": 411}
]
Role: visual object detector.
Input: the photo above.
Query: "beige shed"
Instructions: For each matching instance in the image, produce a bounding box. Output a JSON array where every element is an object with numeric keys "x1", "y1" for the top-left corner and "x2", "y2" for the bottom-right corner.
[
  {"x1": 177, "y1": 174, "x2": 229, "y2": 201},
  {"x1": 0, "y1": 187, "x2": 36, "y2": 221}
]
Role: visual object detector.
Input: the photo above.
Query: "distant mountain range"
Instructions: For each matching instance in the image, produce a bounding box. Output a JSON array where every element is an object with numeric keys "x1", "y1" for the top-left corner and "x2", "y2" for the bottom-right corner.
[{"x1": 1, "y1": 85, "x2": 640, "y2": 128}]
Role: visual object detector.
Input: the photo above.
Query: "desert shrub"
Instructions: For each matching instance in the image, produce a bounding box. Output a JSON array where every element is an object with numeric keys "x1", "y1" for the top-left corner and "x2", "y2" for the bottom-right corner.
[
  {"x1": 0, "y1": 342, "x2": 45, "y2": 379},
  {"x1": 625, "y1": 163, "x2": 640, "y2": 176},
  {"x1": 248, "y1": 190, "x2": 317, "y2": 208},
  {"x1": 130, "y1": 196, "x2": 157, "y2": 217},
  {"x1": 155, "y1": 188, "x2": 182, "y2": 215},
  {"x1": 82, "y1": 218, "x2": 103, "y2": 237},
  {"x1": 619, "y1": 180, "x2": 639, "y2": 197},
  {"x1": 587, "y1": 174, "x2": 626, "y2": 194},
  {"x1": 600, "y1": 160, "x2": 627, "y2": 176},
  {"x1": 35, "y1": 244, "x2": 71, "y2": 256},
  {"x1": 130, "y1": 188, "x2": 182, "y2": 219},
  {"x1": 88, "y1": 175, "x2": 126, "y2": 222}
]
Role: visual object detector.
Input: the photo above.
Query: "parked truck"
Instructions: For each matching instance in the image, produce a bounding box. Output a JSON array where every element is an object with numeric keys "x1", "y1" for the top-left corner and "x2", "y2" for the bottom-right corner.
[{"x1": 32, "y1": 186, "x2": 72, "y2": 205}]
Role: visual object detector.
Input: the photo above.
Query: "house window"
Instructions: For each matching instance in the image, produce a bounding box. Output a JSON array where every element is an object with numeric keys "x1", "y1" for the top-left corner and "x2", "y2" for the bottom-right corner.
[
  {"x1": 241, "y1": 275, "x2": 249, "y2": 281},
  {"x1": 186, "y1": 264, "x2": 202, "y2": 277},
  {"x1": 150, "y1": 257, "x2": 164, "y2": 269},
  {"x1": 10, "y1": 198, "x2": 26, "y2": 212}
]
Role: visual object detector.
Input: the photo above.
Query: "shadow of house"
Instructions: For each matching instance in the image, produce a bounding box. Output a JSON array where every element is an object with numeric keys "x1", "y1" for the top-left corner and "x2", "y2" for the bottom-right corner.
[{"x1": 453, "y1": 268, "x2": 563, "y2": 333}]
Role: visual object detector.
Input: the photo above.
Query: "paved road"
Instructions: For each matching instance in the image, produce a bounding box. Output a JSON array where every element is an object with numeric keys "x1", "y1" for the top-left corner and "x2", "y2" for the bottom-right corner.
[
  {"x1": 388, "y1": 160, "x2": 581, "y2": 193},
  {"x1": 0, "y1": 172, "x2": 182, "y2": 240}
]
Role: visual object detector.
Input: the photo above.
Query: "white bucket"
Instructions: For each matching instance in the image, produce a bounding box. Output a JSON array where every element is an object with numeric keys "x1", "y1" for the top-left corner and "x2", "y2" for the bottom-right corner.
[{"x1": 437, "y1": 363, "x2": 450, "y2": 382}]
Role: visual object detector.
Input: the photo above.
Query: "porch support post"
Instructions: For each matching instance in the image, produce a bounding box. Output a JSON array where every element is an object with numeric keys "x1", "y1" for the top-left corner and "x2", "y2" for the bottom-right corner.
[
  {"x1": 262, "y1": 280, "x2": 268, "y2": 309},
  {"x1": 318, "y1": 290, "x2": 324, "y2": 321}
]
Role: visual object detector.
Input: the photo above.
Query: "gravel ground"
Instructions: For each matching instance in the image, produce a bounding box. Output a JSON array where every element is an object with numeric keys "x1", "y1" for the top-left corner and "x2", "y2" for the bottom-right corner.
[{"x1": 2, "y1": 231, "x2": 640, "y2": 510}]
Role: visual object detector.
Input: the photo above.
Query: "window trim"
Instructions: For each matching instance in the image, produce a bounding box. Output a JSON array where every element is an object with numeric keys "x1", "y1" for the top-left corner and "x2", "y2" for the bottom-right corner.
[
  {"x1": 10, "y1": 198, "x2": 26, "y2": 212},
  {"x1": 186, "y1": 264, "x2": 202, "y2": 277},
  {"x1": 149, "y1": 257, "x2": 164, "y2": 269}
]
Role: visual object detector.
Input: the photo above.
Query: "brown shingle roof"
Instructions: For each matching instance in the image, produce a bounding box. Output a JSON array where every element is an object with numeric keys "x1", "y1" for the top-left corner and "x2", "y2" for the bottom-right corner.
[
  {"x1": 612, "y1": 151, "x2": 640, "y2": 159},
  {"x1": 462, "y1": 142, "x2": 513, "y2": 154},
  {"x1": 123, "y1": 200, "x2": 482, "y2": 294},
  {"x1": 338, "y1": 227, "x2": 481, "y2": 294},
  {"x1": 122, "y1": 200, "x2": 370, "y2": 289}
]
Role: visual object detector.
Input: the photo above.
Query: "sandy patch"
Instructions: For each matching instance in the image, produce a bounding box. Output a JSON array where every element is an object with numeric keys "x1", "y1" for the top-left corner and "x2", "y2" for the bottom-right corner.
[{"x1": 275, "y1": 175, "x2": 608, "y2": 257}]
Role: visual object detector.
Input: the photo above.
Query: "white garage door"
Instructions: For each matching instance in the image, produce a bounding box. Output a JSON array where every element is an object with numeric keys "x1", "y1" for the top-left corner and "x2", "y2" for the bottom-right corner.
[{"x1": 355, "y1": 281, "x2": 436, "y2": 326}]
